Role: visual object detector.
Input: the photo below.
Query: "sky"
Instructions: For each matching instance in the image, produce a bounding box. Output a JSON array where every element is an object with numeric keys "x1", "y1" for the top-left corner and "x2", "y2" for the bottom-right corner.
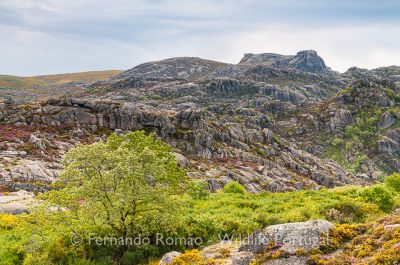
[{"x1": 0, "y1": 0, "x2": 399, "y2": 76}]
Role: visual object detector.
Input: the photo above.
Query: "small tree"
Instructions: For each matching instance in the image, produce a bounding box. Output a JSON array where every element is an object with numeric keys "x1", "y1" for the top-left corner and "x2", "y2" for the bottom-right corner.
[{"x1": 46, "y1": 131, "x2": 187, "y2": 260}]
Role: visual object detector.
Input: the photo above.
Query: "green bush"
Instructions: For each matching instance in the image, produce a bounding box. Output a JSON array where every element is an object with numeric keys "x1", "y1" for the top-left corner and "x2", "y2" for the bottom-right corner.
[
  {"x1": 186, "y1": 213, "x2": 223, "y2": 243},
  {"x1": 385, "y1": 173, "x2": 400, "y2": 192},
  {"x1": 359, "y1": 185, "x2": 394, "y2": 212},
  {"x1": 121, "y1": 246, "x2": 159, "y2": 265},
  {"x1": 223, "y1": 182, "x2": 246, "y2": 194},
  {"x1": 188, "y1": 181, "x2": 209, "y2": 200}
]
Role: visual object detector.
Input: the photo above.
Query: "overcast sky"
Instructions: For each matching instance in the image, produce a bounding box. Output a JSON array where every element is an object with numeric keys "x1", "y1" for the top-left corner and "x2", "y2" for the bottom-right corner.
[{"x1": 1, "y1": 0, "x2": 399, "y2": 76}]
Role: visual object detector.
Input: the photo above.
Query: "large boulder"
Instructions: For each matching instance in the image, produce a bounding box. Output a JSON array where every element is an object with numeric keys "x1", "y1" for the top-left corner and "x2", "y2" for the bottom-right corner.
[
  {"x1": 240, "y1": 220, "x2": 334, "y2": 254},
  {"x1": 174, "y1": 152, "x2": 189, "y2": 168},
  {"x1": 159, "y1": 251, "x2": 181, "y2": 265}
]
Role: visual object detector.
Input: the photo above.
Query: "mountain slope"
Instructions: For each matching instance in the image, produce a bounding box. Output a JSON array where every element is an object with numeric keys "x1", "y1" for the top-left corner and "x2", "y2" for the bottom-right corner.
[{"x1": 0, "y1": 50, "x2": 398, "y2": 193}]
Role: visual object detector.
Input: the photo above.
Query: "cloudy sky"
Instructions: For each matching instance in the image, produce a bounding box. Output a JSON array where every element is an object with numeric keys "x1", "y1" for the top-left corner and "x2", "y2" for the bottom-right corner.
[{"x1": 1, "y1": 0, "x2": 399, "y2": 76}]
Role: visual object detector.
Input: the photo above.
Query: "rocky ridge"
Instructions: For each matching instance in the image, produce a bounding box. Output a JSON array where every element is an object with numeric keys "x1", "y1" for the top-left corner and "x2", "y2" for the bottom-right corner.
[
  {"x1": 0, "y1": 95, "x2": 365, "y2": 192},
  {"x1": 0, "y1": 50, "x2": 399, "y2": 193}
]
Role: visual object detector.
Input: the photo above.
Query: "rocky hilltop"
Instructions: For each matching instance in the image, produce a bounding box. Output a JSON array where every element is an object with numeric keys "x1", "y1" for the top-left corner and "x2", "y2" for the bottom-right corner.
[
  {"x1": 0, "y1": 50, "x2": 399, "y2": 193},
  {"x1": 239, "y1": 50, "x2": 328, "y2": 73}
]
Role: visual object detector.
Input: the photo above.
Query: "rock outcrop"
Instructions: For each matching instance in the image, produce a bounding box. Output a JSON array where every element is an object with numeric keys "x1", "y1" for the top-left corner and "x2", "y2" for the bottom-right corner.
[
  {"x1": 0, "y1": 94, "x2": 365, "y2": 192},
  {"x1": 239, "y1": 50, "x2": 328, "y2": 74},
  {"x1": 240, "y1": 220, "x2": 334, "y2": 254},
  {"x1": 1, "y1": 49, "x2": 398, "y2": 192},
  {"x1": 174, "y1": 220, "x2": 334, "y2": 265},
  {"x1": 0, "y1": 190, "x2": 35, "y2": 214},
  {"x1": 159, "y1": 251, "x2": 181, "y2": 265}
]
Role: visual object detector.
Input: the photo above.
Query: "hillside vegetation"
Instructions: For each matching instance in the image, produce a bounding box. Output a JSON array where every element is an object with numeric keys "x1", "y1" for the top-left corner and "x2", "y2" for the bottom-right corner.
[
  {"x1": 0, "y1": 50, "x2": 399, "y2": 265},
  {"x1": 0, "y1": 132, "x2": 400, "y2": 265},
  {"x1": 0, "y1": 70, "x2": 122, "y2": 102}
]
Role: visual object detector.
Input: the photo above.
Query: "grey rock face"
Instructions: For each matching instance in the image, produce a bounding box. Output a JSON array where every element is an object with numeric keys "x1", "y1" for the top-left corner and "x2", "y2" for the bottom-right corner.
[
  {"x1": 258, "y1": 85, "x2": 307, "y2": 104},
  {"x1": 240, "y1": 220, "x2": 334, "y2": 254},
  {"x1": 310, "y1": 172, "x2": 335, "y2": 187},
  {"x1": 173, "y1": 108, "x2": 206, "y2": 130},
  {"x1": 377, "y1": 112, "x2": 396, "y2": 129},
  {"x1": 288, "y1": 50, "x2": 327, "y2": 73},
  {"x1": 330, "y1": 109, "x2": 352, "y2": 132},
  {"x1": 205, "y1": 78, "x2": 258, "y2": 97},
  {"x1": 378, "y1": 137, "x2": 399, "y2": 154},
  {"x1": 238, "y1": 50, "x2": 327, "y2": 73},
  {"x1": 1, "y1": 97, "x2": 363, "y2": 192}
]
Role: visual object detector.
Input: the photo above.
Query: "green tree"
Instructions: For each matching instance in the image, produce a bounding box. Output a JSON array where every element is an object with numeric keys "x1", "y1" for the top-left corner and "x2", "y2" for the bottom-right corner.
[{"x1": 44, "y1": 131, "x2": 187, "y2": 261}]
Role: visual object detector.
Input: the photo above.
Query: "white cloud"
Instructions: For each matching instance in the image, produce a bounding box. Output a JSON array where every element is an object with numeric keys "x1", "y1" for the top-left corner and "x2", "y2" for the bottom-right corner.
[
  {"x1": 0, "y1": 0, "x2": 399, "y2": 75},
  {"x1": 216, "y1": 23, "x2": 400, "y2": 72}
]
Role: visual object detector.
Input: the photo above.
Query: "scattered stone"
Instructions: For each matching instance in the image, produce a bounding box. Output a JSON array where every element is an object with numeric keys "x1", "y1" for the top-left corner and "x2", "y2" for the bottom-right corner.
[
  {"x1": 174, "y1": 152, "x2": 189, "y2": 168},
  {"x1": 29, "y1": 133, "x2": 46, "y2": 150},
  {"x1": 71, "y1": 128, "x2": 84, "y2": 138},
  {"x1": 384, "y1": 224, "x2": 400, "y2": 229},
  {"x1": 0, "y1": 151, "x2": 27, "y2": 158}
]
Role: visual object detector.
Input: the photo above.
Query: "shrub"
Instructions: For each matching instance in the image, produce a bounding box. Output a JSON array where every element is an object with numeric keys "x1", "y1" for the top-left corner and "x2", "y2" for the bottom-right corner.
[
  {"x1": 188, "y1": 181, "x2": 209, "y2": 200},
  {"x1": 322, "y1": 200, "x2": 374, "y2": 223},
  {"x1": 186, "y1": 213, "x2": 223, "y2": 244},
  {"x1": 360, "y1": 185, "x2": 394, "y2": 212},
  {"x1": 172, "y1": 250, "x2": 216, "y2": 265},
  {"x1": 219, "y1": 248, "x2": 231, "y2": 258},
  {"x1": 0, "y1": 214, "x2": 17, "y2": 229},
  {"x1": 121, "y1": 247, "x2": 159, "y2": 265},
  {"x1": 223, "y1": 182, "x2": 246, "y2": 194},
  {"x1": 22, "y1": 253, "x2": 53, "y2": 265},
  {"x1": 385, "y1": 173, "x2": 400, "y2": 193},
  {"x1": 332, "y1": 138, "x2": 343, "y2": 146}
]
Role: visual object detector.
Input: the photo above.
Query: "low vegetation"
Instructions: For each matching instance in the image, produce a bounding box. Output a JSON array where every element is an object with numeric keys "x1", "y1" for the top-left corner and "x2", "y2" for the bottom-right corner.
[{"x1": 1, "y1": 132, "x2": 400, "y2": 265}]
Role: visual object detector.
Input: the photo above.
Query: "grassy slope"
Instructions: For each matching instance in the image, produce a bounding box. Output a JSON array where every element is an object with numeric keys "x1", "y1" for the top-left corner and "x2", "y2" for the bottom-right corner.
[
  {"x1": 0, "y1": 70, "x2": 123, "y2": 90},
  {"x1": 186, "y1": 185, "x2": 397, "y2": 239},
  {"x1": 0, "y1": 182, "x2": 399, "y2": 264}
]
